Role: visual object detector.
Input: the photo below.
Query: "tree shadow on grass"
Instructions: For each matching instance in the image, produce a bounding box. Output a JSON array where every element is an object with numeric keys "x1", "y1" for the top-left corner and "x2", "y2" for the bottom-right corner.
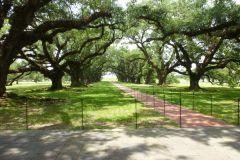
[{"x1": 0, "y1": 100, "x2": 26, "y2": 130}]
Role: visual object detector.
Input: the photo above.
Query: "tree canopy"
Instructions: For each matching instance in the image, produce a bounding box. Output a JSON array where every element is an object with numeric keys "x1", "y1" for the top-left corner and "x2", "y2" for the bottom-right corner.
[{"x1": 1, "y1": 0, "x2": 240, "y2": 96}]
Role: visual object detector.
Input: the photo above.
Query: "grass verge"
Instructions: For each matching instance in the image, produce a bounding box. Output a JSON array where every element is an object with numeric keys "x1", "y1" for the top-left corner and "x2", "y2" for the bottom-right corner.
[{"x1": 0, "y1": 81, "x2": 176, "y2": 129}]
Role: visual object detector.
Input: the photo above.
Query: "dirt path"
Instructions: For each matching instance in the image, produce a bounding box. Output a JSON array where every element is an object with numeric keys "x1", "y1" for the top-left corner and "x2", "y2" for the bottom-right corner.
[{"x1": 113, "y1": 83, "x2": 231, "y2": 128}]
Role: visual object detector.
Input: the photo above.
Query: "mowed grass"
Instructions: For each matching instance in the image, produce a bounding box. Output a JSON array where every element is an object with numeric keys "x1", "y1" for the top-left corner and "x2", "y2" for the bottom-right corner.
[
  {"x1": 0, "y1": 81, "x2": 176, "y2": 130},
  {"x1": 123, "y1": 82, "x2": 240, "y2": 125}
]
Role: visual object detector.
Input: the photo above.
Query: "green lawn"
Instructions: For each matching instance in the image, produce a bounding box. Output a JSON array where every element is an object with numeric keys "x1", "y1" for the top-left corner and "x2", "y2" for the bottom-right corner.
[
  {"x1": 0, "y1": 81, "x2": 176, "y2": 130},
  {"x1": 122, "y1": 82, "x2": 240, "y2": 125}
]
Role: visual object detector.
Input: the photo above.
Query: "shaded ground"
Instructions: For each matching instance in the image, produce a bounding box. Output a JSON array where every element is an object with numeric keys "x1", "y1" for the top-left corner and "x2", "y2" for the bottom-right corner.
[
  {"x1": 0, "y1": 97, "x2": 66, "y2": 130},
  {"x1": 0, "y1": 127, "x2": 239, "y2": 160}
]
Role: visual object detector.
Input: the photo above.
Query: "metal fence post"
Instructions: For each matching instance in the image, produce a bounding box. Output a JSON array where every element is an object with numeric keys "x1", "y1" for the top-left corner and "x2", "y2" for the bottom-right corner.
[
  {"x1": 164, "y1": 93, "x2": 166, "y2": 116},
  {"x1": 179, "y1": 91, "x2": 182, "y2": 128},
  {"x1": 192, "y1": 92, "x2": 195, "y2": 111},
  {"x1": 210, "y1": 94, "x2": 213, "y2": 116},
  {"x1": 135, "y1": 98, "x2": 138, "y2": 129},
  {"x1": 134, "y1": 87, "x2": 136, "y2": 97},
  {"x1": 170, "y1": 90, "x2": 172, "y2": 102},
  {"x1": 152, "y1": 85, "x2": 154, "y2": 95},
  {"x1": 238, "y1": 98, "x2": 240, "y2": 126},
  {"x1": 143, "y1": 88, "x2": 145, "y2": 101},
  {"x1": 163, "y1": 87, "x2": 165, "y2": 99},
  {"x1": 25, "y1": 98, "x2": 28, "y2": 130},
  {"x1": 146, "y1": 88, "x2": 148, "y2": 103},
  {"x1": 153, "y1": 85, "x2": 155, "y2": 109},
  {"x1": 145, "y1": 88, "x2": 147, "y2": 103},
  {"x1": 81, "y1": 98, "x2": 84, "y2": 129},
  {"x1": 137, "y1": 87, "x2": 139, "y2": 99}
]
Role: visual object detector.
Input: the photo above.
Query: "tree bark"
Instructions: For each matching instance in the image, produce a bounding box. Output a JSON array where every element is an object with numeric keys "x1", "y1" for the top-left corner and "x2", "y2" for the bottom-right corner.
[
  {"x1": 130, "y1": 77, "x2": 135, "y2": 83},
  {"x1": 68, "y1": 62, "x2": 85, "y2": 87},
  {"x1": 49, "y1": 73, "x2": 64, "y2": 91},
  {"x1": 189, "y1": 74, "x2": 201, "y2": 90},
  {"x1": 70, "y1": 70, "x2": 85, "y2": 87},
  {"x1": 0, "y1": 7, "x2": 111, "y2": 97},
  {"x1": 157, "y1": 73, "x2": 167, "y2": 85},
  {"x1": 136, "y1": 77, "x2": 141, "y2": 84},
  {"x1": 145, "y1": 69, "x2": 153, "y2": 84},
  {"x1": 71, "y1": 75, "x2": 82, "y2": 87},
  {"x1": 0, "y1": 56, "x2": 12, "y2": 96},
  {"x1": 0, "y1": 67, "x2": 8, "y2": 96}
]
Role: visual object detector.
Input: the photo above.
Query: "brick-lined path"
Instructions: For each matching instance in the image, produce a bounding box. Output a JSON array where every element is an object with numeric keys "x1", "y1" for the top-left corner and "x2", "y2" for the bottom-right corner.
[{"x1": 113, "y1": 83, "x2": 230, "y2": 128}]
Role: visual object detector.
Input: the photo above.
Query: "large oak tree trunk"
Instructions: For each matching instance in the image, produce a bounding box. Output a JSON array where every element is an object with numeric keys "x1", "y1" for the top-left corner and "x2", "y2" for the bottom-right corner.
[
  {"x1": 0, "y1": 65, "x2": 9, "y2": 96},
  {"x1": 70, "y1": 74, "x2": 82, "y2": 87},
  {"x1": 49, "y1": 72, "x2": 64, "y2": 91},
  {"x1": 189, "y1": 74, "x2": 201, "y2": 90},
  {"x1": 0, "y1": 48, "x2": 15, "y2": 97},
  {"x1": 70, "y1": 70, "x2": 85, "y2": 87},
  {"x1": 136, "y1": 77, "x2": 141, "y2": 84},
  {"x1": 68, "y1": 62, "x2": 85, "y2": 87},
  {"x1": 145, "y1": 69, "x2": 154, "y2": 84},
  {"x1": 157, "y1": 73, "x2": 167, "y2": 85},
  {"x1": 130, "y1": 77, "x2": 135, "y2": 83}
]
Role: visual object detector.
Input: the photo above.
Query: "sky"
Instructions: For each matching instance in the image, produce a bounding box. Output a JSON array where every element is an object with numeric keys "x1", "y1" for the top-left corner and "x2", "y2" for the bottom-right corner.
[{"x1": 116, "y1": 0, "x2": 136, "y2": 8}]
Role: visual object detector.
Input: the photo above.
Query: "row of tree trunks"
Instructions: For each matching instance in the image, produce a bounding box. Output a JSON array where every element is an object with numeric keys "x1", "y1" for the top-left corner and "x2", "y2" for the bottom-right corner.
[
  {"x1": 44, "y1": 71, "x2": 202, "y2": 91},
  {"x1": 5, "y1": 66, "x2": 202, "y2": 92},
  {"x1": 156, "y1": 71, "x2": 201, "y2": 90}
]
